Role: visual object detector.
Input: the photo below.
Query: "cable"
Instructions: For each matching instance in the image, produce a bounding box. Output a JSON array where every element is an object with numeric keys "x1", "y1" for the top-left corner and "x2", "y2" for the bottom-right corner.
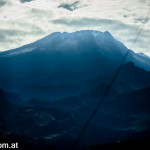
[
  {"x1": 131, "y1": 8, "x2": 150, "y2": 48},
  {"x1": 71, "y1": 50, "x2": 130, "y2": 150},
  {"x1": 71, "y1": 7, "x2": 150, "y2": 150}
]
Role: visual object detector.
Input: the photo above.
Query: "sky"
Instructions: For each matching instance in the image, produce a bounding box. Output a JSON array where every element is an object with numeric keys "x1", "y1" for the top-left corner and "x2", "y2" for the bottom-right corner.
[{"x1": 0, "y1": 0, "x2": 150, "y2": 56}]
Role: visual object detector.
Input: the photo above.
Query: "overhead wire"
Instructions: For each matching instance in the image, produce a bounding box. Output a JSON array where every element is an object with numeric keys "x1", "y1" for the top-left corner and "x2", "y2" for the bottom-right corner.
[{"x1": 71, "y1": 4, "x2": 150, "y2": 150}]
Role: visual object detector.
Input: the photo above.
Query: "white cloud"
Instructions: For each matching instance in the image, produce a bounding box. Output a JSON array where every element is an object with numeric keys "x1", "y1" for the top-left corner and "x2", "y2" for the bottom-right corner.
[{"x1": 0, "y1": 0, "x2": 150, "y2": 56}]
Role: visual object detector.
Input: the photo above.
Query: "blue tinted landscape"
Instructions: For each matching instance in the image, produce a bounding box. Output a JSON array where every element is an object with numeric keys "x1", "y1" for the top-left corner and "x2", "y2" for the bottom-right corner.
[{"x1": 0, "y1": 30, "x2": 150, "y2": 149}]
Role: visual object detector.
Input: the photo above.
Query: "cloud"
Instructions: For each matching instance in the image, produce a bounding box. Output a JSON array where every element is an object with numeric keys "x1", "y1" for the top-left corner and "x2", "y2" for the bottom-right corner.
[
  {"x1": 134, "y1": 17, "x2": 149, "y2": 24},
  {"x1": 30, "y1": 8, "x2": 53, "y2": 18},
  {"x1": 20, "y1": 0, "x2": 34, "y2": 3},
  {"x1": 58, "y1": 1, "x2": 81, "y2": 11},
  {"x1": 52, "y1": 17, "x2": 121, "y2": 27},
  {"x1": 51, "y1": 17, "x2": 138, "y2": 34},
  {"x1": 0, "y1": 0, "x2": 150, "y2": 56},
  {"x1": 0, "y1": 22, "x2": 45, "y2": 51},
  {"x1": 0, "y1": 1, "x2": 6, "y2": 7},
  {"x1": 0, "y1": 29, "x2": 27, "y2": 51},
  {"x1": 0, "y1": 0, "x2": 9, "y2": 7},
  {"x1": 0, "y1": 29, "x2": 25, "y2": 36},
  {"x1": 0, "y1": 33, "x2": 5, "y2": 42}
]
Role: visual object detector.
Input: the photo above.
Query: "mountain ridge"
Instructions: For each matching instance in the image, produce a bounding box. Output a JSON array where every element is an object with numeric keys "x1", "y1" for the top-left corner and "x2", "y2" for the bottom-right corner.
[{"x1": 0, "y1": 30, "x2": 150, "y2": 71}]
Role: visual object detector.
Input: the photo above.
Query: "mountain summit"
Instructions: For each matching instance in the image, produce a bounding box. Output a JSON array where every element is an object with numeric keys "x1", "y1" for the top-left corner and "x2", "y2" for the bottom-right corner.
[
  {"x1": 0, "y1": 30, "x2": 150, "y2": 99},
  {"x1": 1, "y1": 30, "x2": 150, "y2": 69}
]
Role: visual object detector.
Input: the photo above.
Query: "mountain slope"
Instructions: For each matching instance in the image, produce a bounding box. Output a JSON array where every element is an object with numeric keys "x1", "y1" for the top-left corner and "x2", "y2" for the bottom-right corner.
[
  {"x1": 0, "y1": 30, "x2": 150, "y2": 149},
  {"x1": 0, "y1": 30, "x2": 150, "y2": 99}
]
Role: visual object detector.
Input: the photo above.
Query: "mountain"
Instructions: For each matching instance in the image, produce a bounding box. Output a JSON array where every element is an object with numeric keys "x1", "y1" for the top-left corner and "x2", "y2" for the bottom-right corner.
[
  {"x1": 0, "y1": 30, "x2": 150, "y2": 149},
  {"x1": 0, "y1": 31, "x2": 150, "y2": 70},
  {"x1": 0, "y1": 30, "x2": 150, "y2": 100}
]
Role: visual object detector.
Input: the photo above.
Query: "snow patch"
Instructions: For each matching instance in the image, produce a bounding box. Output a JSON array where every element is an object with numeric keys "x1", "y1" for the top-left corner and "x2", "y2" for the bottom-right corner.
[{"x1": 6, "y1": 47, "x2": 35, "y2": 56}]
